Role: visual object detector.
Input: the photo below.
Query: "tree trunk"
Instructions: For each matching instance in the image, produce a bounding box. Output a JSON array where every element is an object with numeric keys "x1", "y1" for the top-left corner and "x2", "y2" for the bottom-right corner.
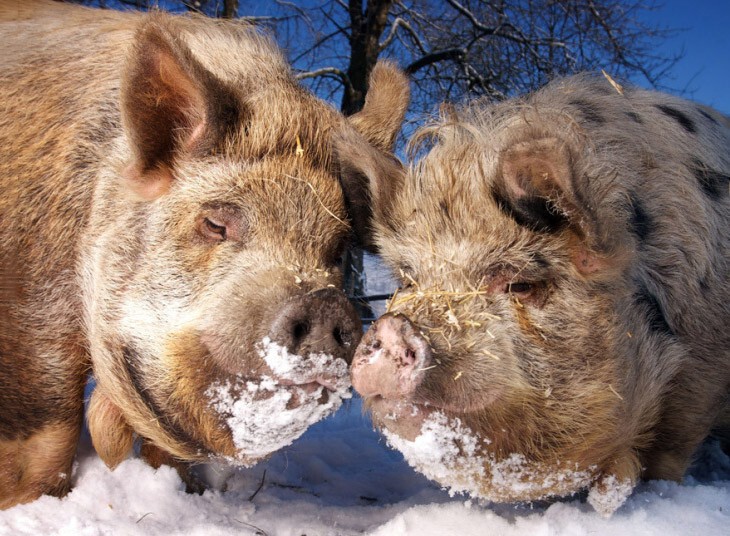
[
  {"x1": 222, "y1": 0, "x2": 238, "y2": 19},
  {"x1": 341, "y1": 0, "x2": 393, "y2": 318}
]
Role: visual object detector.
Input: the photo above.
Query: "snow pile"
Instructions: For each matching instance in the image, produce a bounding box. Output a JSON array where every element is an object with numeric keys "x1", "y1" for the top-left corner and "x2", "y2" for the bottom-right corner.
[
  {"x1": 384, "y1": 410, "x2": 597, "y2": 503},
  {"x1": 588, "y1": 474, "x2": 635, "y2": 517},
  {"x1": 205, "y1": 337, "x2": 351, "y2": 461},
  {"x1": 0, "y1": 398, "x2": 729, "y2": 535}
]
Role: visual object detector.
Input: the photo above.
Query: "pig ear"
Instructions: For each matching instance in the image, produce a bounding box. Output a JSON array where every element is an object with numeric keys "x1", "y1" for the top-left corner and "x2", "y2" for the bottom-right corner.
[
  {"x1": 335, "y1": 129, "x2": 405, "y2": 252},
  {"x1": 348, "y1": 61, "x2": 410, "y2": 152},
  {"x1": 496, "y1": 137, "x2": 607, "y2": 275},
  {"x1": 121, "y1": 19, "x2": 242, "y2": 199}
]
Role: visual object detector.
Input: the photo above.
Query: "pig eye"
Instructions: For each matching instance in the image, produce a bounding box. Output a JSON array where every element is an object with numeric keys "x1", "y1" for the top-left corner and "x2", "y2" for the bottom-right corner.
[
  {"x1": 197, "y1": 203, "x2": 245, "y2": 243},
  {"x1": 507, "y1": 282, "x2": 534, "y2": 295},
  {"x1": 201, "y1": 217, "x2": 227, "y2": 241},
  {"x1": 505, "y1": 280, "x2": 550, "y2": 308}
]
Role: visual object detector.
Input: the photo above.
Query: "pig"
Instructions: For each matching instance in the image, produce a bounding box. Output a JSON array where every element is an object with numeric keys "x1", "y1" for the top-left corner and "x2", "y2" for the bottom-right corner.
[
  {"x1": 0, "y1": 0, "x2": 409, "y2": 509},
  {"x1": 338, "y1": 72, "x2": 729, "y2": 515}
]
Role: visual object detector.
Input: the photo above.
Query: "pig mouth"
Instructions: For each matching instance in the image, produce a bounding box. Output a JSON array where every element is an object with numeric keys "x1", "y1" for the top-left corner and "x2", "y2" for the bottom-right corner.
[
  {"x1": 206, "y1": 370, "x2": 352, "y2": 462},
  {"x1": 276, "y1": 377, "x2": 343, "y2": 408}
]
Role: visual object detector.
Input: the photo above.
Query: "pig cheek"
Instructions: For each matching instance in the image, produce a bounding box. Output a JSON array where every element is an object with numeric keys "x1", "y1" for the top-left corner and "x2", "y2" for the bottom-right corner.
[
  {"x1": 161, "y1": 329, "x2": 242, "y2": 458},
  {"x1": 366, "y1": 398, "x2": 432, "y2": 442}
]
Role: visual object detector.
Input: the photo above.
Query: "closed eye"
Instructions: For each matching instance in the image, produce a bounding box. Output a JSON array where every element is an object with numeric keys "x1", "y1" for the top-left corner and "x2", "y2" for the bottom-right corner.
[
  {"x1": 506, "y1": 281, "x2": 534, "y2": 294},
  {"x1": 201, "y1": 217, "x2": 227, "y2": 241}
]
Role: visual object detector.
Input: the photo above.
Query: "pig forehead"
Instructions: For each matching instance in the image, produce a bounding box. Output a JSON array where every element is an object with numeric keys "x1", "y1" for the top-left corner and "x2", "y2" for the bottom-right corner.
[
  {"x1": 175, "y1": 157, "x2": 343, "y2": 200},
  {"x1": 377, "y1": 219, "x2": 540, "y2": 278},
  {"x1": 171, "y1": 157, "x2": 348, "y2": 229}
]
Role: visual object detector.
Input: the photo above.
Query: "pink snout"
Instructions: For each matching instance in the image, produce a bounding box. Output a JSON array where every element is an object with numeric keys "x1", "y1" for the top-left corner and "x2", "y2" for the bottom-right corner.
[{"x1": 351, "y1": 313, "x2": 432, "y2": 400}]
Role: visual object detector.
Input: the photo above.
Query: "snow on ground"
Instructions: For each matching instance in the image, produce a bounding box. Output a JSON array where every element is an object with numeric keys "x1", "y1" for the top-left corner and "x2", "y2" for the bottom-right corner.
[{"x1": 1, "y1": 395, "x2": 729, "y2": 536}]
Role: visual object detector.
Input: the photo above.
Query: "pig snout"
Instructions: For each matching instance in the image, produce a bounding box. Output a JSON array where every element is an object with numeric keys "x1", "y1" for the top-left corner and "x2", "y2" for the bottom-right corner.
[
  {"x1": 351, "y1": 313, "x2": 432, "y2": 400},
  {"x1": 268, "y1": 287, "x2": 362, "y2": 365}
]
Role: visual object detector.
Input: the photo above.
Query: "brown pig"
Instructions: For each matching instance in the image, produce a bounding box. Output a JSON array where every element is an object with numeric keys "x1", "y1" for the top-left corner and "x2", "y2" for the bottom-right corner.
[
  {"x1": 0, "y1": 0, "x2": 409, "y2": 508},
  {"x1": 339, "y1": 73, "x2": 729, "y2": 515}
]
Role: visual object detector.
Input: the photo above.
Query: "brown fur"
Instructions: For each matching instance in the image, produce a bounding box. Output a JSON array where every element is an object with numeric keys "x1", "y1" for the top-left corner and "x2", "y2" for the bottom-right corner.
[
  {"x1": 0, "y1": 0, "x2": 409, "y2": 508},
  {"x1": 0, "y1": 423, "x2": 79, "y2": 509},
  {"x1": 343, "y1": 73, "x2": 729, "y2": 514}
]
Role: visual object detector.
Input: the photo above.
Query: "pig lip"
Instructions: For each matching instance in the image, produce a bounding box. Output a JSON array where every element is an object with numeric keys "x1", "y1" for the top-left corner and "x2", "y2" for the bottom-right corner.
[
  {"x1": 364, "y1": 396, "x2": 434, "y2": 441},
  {"x1": 277, "y1": 377, "x2": 340, "y2": 394}
]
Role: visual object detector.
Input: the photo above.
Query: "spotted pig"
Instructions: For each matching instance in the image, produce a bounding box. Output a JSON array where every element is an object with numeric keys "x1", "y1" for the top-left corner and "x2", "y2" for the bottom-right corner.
[{"x1": 339, "y1": 73, "x2": 729, "y2": 515}]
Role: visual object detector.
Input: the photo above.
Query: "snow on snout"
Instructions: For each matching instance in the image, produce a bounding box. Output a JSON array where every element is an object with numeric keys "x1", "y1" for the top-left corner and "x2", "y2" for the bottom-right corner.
[
  {"x1": 206, "y1": 337, "x2": 351, "y2": 462},
  {"x1": 259, "y1": 336, "x2": 351, "y2": 392}
]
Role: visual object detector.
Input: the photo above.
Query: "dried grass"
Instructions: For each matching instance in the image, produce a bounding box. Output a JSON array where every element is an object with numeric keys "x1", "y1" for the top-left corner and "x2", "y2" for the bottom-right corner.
[{"x1": 385, "y1": 270, "x2": 503, "y2": 362}]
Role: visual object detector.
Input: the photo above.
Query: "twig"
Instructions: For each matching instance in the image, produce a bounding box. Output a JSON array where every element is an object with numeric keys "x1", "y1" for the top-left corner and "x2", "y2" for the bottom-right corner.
[
  {"x1": 248, "y1": 469, "x2": 267, "y2": 501},
  {"x1": 135, "y1": 512, "x2": 153, "y2": 524}
]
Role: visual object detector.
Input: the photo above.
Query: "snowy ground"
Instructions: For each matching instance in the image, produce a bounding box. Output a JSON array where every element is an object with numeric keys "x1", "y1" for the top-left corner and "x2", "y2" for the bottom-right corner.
[
  {"x1": 2, "y1": 256, "x2": 729, "y2": 535},
  {"x1": 1, "y1": 396, "x2": 729, "y2": 536}
]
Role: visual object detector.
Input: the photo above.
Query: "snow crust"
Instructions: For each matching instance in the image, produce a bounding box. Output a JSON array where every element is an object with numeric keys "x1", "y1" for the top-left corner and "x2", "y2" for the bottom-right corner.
[
  {"x1": 383, "y1": 410, "x2": 596, "y2": 503},
  {"x1": 1, "y1": 397, "x2": 728, "y2": 535},
  {"x1": 588, "y1": 474, "x2": 635, "y2": 517},
  {"x1": 258, "y1": 336, "x2": 351, "y2": 392},
  {"x1": 205, "y1": 337, "x2": 351, "y2": 461}
]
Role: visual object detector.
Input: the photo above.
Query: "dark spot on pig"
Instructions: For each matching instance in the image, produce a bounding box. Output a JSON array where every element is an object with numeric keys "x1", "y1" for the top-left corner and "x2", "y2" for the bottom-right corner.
[
  {"x1": 532, "y1": 252, "x2": 551, "y2": 269},
  {"x1": 633, "y1": 283, "x2": 675, "y2": 337},
  {"x1": 628, "y1": 193, "x2": 654, "y2": 242},
  {"x1": 698, "y1": 275, "x2": 710, "y2": 292},
  {"x1": 697, "y1": 108, "x2": 719, "y2": 125},
  {"x1": 569, "y1": 99, "x2": 606, "y2": 124},
  {"x1": 655, "y1": 104, "x2": 696, "y2": 134},
  {"x1": 439, "y1": 200, "x2": 452, "y2": 221},
  {"x1": 625, "y1": 112, "x2": 643, "y2": 124},
  {"x1": 492, "y1": 189, "x2": 569, "y2": 234},
  {"x1": 690, "y1": 159, "x2": 729, "y2": 200}
]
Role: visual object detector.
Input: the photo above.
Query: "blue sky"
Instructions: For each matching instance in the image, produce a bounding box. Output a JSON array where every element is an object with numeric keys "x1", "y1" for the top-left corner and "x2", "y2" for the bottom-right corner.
[{"x1": 641, "y1": 0, "x2": 730, "y2": 114}]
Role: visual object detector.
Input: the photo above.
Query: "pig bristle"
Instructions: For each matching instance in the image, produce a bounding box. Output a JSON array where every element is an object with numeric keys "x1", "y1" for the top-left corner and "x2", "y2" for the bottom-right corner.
[{"x1": 387, "y1": 280, "x2": 505, "y2": 363}]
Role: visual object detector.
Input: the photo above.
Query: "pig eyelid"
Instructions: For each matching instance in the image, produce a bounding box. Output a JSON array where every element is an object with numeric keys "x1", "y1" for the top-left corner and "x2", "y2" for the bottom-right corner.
[
  {"x1": 506, "y1": 281, "x2": 534, "y2": 294},
  {"x1": 201, "y1": 216, "x2": 227, "y2": 241}
]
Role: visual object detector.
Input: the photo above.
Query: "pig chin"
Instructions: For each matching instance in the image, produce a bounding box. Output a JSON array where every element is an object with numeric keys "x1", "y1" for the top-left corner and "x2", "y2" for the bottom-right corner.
[{"x1": 111, "y1": 331, "x2": 351, "y2": 464}]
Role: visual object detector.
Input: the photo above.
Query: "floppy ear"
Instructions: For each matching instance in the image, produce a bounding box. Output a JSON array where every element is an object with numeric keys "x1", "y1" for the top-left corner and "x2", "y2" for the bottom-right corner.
[
  {"x1": 496, "y1": 137, "x2": 608, "y2": 275},
  {"x1": 334, "y1": 129, "x2": 405, "y2": 252},
  {"x1": 121, "y1": 17, "x2": 243, "y2": 199},
  {"x1": 348, "y1": 61, "x2": 410, "y2": 152},
  {"x1": 335, "y1": 62, "x2": 409, "y2": 252}
]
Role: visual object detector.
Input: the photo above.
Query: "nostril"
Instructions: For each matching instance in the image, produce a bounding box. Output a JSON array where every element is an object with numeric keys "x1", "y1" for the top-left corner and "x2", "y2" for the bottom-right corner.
[
  {"x1": 333, "y1": 326, "x2": 352, "y2": 348},
  {"x1": 333, "y1": 326, "x2": 344, "y2": 346},
  {"x1": 293, "y1": 321, "x2": 310, "y2": 342}
]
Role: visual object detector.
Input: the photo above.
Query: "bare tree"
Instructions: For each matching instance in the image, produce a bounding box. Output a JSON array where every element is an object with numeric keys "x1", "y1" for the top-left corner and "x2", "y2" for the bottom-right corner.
[
  {"x1": 272, "y1": 1, "x2": 679, "y2": 116},
  {"x1": 266, "y1": 0, "x2": 679, "y2": 308}
]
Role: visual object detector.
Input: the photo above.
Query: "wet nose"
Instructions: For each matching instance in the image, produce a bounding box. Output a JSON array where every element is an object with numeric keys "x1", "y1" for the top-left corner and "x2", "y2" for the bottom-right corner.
[
  {"x1": 268, "y1": 287, "x2": 362, "y2": 364},
  {"x1": 350, "y1": 312, "x2": 432, "y2": 399}
]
